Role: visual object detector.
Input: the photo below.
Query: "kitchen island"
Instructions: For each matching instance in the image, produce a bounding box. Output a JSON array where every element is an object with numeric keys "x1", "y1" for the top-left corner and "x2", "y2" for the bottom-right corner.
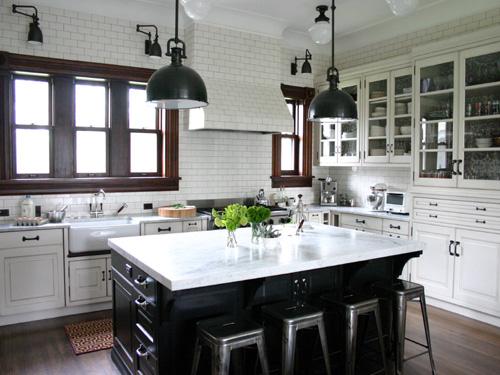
[{"x1": 108, "y1": 224, "x2": 422, "y2": 375}]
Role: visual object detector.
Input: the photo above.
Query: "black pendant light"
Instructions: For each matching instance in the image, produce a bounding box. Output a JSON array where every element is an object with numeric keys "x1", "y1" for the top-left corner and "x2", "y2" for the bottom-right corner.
[
  {"x1": 12, "y1": 4, "x2": 43, "y2": 45},
  {"x1": 308, "y1": 0, "x2": 357, "y2": 123},
  {"x1": 146, "y1": 0, "x2": 208, "y2": 109}
]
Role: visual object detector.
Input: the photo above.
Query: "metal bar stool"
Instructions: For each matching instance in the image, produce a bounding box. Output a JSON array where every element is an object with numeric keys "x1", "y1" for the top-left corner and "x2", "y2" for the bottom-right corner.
[
  {"x1": 262, "y1": 301, "x2": 332, "y2": 375},
  {"x1": 191, "y1": 315, "x2": 270, "y2": 375},
  {"x1": 376, "y1": 280, "x2": 436, "y2": 375},
  {"x1": 321, "y1": 293, "x2": 389, "y2": 375}
]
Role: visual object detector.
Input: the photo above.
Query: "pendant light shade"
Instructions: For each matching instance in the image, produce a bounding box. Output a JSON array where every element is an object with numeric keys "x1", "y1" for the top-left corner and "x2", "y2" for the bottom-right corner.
[
  {"x1": 301, "y1": 59, "x2": 312, "y2": 74},
  {"x1": 28, "y1": 20, "x2": 43, "y2": 44},
  {"x1": 181, "y1": 0, "x2": 212, "y2": 21},
  {"x1": 308, "y1": 1, "x2": 357, "y2": 123},
  {"x1": 308, "y1": 5, "x2": 331, "y2": 45},
  {"x1": 385, "y1": 0, "x2": 419, "y2": 16},
  {"x1": 147, "y1": 0, "x2": 208, "y2": 109}
]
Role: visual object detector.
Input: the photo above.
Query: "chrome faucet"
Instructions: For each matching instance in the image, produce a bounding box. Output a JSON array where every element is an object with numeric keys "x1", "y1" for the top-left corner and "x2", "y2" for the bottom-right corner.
[
  {"x1": 114, "y1": 202, "x2": 128, "y2": 216},
  {"x1": 89, "y1": 189, "x2": 106, "y2": 218}
]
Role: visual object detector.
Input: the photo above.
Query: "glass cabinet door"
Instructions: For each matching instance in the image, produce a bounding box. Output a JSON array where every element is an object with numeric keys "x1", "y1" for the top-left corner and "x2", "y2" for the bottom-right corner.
[
  {"x1": 339, "y1": 79, "x2": 360, "y2": 164},
  {"x1": 415, "y1": 54, "x2": 458, "y2": 187},
  {"x1": 365, "y1": 72, "x2": 390, "y2": 163},
  {"x1": 389, "y1": 68, "x2": 413, "y2": 164},
  {"x1": 319, "y1": 123, "x2": 338, "y2": 166},
  {"x1": 458, "y1": 44, "x2": 500, "y2": 189}
]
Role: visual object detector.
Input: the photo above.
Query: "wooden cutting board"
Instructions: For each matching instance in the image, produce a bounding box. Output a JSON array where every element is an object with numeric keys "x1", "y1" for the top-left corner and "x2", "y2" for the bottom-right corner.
[{"x1": 158, "y1": 206, "x2": 197, "y2": 218}]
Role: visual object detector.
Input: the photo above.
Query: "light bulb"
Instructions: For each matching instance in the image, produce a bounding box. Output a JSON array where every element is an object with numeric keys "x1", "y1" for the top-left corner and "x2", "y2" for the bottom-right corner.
[
  {"x1": 308, "y1": 21, "x2": 331, "y2": 45},
  {"x1": 181, "y1": 0, "x2": 212, "y2": 21},
  {"x1": 385, "y1": 0, "x2": 419, "y2": 16}
]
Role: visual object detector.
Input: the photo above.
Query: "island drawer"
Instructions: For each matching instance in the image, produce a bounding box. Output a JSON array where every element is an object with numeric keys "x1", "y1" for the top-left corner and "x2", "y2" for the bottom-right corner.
[
  {"x1": 383, "y1": 220, "x2": 409, "y2": 235},
  {"x1": 112, "y1": 252, "x2": 157, "y2": 301},
  {"x1": 0, "y1": 229, "x2": 63, "y2": 250},
  {"x1": 182, "y1": 219, "x2": 201, "y2": 232},
  {"x1": 144, "y1": 221, "x2": 183, "y2": 235},
  {"x1": 341, "y1": 214, "x2": 382, "y2": 232}
]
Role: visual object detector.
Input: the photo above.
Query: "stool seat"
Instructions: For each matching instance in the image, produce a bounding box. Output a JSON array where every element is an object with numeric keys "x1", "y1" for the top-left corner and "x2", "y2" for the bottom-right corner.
[
  {"x1": 322, "y1": 293, "x2": 379, "y2": 311},
  {"x1": 197, "y1": 315, "x2": 263, "y2": 344},
  {"x1": 377, "y1": 280, "x2": 424, "y2": 296},
  {"x1": 262, "y1": 301, "x2": 323, "y2": 323}
]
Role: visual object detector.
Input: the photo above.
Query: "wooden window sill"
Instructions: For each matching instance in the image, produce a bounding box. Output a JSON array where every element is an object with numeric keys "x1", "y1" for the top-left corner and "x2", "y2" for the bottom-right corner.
[
  {"x1": 271, "y1": 176, "x2": 313, "y2": 188},
  {"x1": 0, "y1": 177, "x2": 180, "y2": 195}
]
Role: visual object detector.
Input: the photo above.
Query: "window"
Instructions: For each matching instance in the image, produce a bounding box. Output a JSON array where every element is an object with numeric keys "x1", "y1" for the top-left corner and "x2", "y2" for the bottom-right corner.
[
  {"x1": 271, "y1": 84, "x2": 315, "y2": 188},
  {"x1": 0, "y1": 52, "x2": 179, "y2": 194}
]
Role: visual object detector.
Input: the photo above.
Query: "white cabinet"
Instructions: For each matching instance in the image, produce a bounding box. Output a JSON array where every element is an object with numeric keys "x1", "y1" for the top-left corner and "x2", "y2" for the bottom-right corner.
[
  {"x1": 143, "y1": 221, "x2": 183, "y2": 235},
  {"x1": 183, "y1": 219, "x2": 202, "y2": 232},
  {"x1": 68, "y1": 258, "x2": 110, "y2": 303},
  {"x1": 0, "y1": 230, "x2": 65, "y2": 316},
  {"x1": 412, "y1": 223, "x2": 455, "y2": 300},
  {"x1": 307, "y1": 211, "x2": 329, "y2": 224}
]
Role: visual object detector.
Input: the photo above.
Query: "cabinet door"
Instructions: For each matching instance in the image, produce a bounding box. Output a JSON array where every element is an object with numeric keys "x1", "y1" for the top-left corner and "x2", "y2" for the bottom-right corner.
[
  {"x1": 319, "y1": 122, "x2": 338, "y2": 166},
  {"x1": 68, "y1": 258, "x2": 107, "y2": 302},
  {"x1": 458, "y1": 43, "x2": 500, "y2": 189},
  {"x1": 414, "y1": 53, "x2": 459, "y2": 187},
  {"x1": 338, "y1": 78, "x2": 361, "y2": 164},
  {"x1": 411, "y1": 223, "x2": 455, "y2": 301},
  {"x1": 454, "y1": 229, "x2": 500, "y2": 314},
  {"x1": 0, "y1": 245, "x2": 64, "y2": 315},
  {"x1": 389, "y1": 67, "x2": 413, "y2": 164},
  {"x1": 364, "y1": 72, "x2": 390, "y2": 163}
]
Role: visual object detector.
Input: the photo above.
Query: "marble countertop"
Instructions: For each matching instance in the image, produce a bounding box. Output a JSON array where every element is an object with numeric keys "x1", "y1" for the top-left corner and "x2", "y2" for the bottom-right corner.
[
  {"x1": 305, "y1": 205, "x2": 410, "y2": 222},
  {"x1": 108, "y1": 224, "x2": 422, "y2": 291}
]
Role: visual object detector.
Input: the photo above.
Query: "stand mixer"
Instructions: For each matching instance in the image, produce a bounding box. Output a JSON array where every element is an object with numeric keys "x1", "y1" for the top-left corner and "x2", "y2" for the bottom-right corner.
[{"x1": 367, "y1": 183, "x2": 387, "y2": 211}]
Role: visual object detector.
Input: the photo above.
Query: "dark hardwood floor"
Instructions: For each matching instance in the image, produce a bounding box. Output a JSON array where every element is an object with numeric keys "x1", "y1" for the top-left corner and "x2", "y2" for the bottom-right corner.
[{"x1": 0, "y1": 305, "x2": 499, "y2": 375}]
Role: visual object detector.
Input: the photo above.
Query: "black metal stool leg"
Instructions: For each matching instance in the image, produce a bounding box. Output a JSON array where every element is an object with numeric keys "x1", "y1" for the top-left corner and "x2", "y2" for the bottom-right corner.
[
  {"x1": 346, "y1": 309, "x2": 358, "y2": 375},
  {"x1": 317, "y1": 318, "x2": 332, "y2": 375},
  {"x1": 283, "y1": 324, "x2": 297, "y2": 375},
  {"x1": 420, "y1": 294, "x2": 437, "y2": 375},
  {"x1": 395, "y1": 296, "x2": 407, "y2": 375},
  {"x1": 191, "y1": 337, "x2": 202, "y2": 375},
  {"x1": 256, "y1": 336, "x2": 270, "y2": 375},
  {"x1": 216, "y1": 345, "x2": 230, "y2": 375},
  {"x1": 374, "y1": 304, "x2": 390, "y2": 375}
]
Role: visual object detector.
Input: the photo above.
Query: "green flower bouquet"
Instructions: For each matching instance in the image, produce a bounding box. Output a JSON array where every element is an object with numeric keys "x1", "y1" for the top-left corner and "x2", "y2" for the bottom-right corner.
[{"x1": 212, "y1": 204, "x2": 248, "y2": 248}]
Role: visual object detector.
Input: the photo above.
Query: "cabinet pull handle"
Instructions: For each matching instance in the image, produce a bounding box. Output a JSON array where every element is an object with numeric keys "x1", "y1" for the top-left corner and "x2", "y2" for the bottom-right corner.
[
  {"x1": 475, "y1": 207, "x2": 486, "y2": 211},
  {"x1": 355, "y1": 219, "x2": 366, "y2": 224},
  {"x1": 390, "y1": 144, "x2": 394, "y2": 153},
  {"x1": 456, "y1": 160, "x2": 463, "y2": 176},
  {"x1": 136, "y1": 344, "x2": 149, "y2": 358},
  {"x1": 125, "y1": 263, "x2": 133, "y2": 276},
  {"x1": 429, "y1": 202, "x2": 438, "y2": 207},
  {"x1": 188, "y1": 222, "x2": 197, "y2": 226},
  {"x1": 101, "y1": 271, "x2": 105, "y2": 282},
  {"x1": 108, "y1": 269, "x2": 112, "y2": 281},
  {"x1": 475, "y1": 219, "x2": 486, "y2": 224},
  {"x1": 134, "y1": 296, "x2": 148, "y2": 308},
  {"x1": 448, "y1": 240, "x2": 455, "y2": 256},
  {"x1": 389, "y1": 224, "x2": 401, "y2": 230},
  {"x1": 134, "y1": 276, "x2": 150, "y2": 287},
  {"x1": 22, "y1": 235, "x2": 39, "y2": 242},
  {"x1": 452, "y1": 160, "x2": 458, "y2": 175},
  {"x1": 158, "y1": 227, "x2": 171, "y2": 232},
  {"x1": 454, "y1": 241, "x2": 461, "y2": 257},
  {"x1": 429, "y1": 214, "x2": 438, "y2": 218}
]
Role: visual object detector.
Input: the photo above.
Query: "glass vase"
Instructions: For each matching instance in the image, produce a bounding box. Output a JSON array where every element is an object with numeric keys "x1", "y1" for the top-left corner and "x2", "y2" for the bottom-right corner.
[
  {"x1": 251, "y1": 223, "x2": 261, "y2": 244},
  {"x1": 226, "y1": 230, "x2": 238, "y2": 248}
]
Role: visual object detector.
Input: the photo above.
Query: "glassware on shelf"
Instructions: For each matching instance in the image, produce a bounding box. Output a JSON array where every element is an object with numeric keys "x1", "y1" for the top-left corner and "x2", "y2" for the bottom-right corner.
[{"x1": 465, "y1": 51, "x2": 500, "y2": 86}]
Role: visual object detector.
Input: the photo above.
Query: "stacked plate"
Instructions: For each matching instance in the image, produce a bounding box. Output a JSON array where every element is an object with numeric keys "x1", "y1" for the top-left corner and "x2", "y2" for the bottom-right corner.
[
  {"x1": 475, "y1": 138, "x2": 492, "y2": 148},
  {"x1": 371, "y1": 125, "x2": 386, "y2": 137}
]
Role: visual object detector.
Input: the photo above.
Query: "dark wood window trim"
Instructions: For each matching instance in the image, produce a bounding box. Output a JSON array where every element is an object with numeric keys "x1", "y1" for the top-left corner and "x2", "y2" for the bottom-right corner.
[
  {"x1": 271, "y1": 84, "x2": 315, "y2": 188},
  {"x1": 0, "y1": 51, "x2": 179, "y2": 195}
]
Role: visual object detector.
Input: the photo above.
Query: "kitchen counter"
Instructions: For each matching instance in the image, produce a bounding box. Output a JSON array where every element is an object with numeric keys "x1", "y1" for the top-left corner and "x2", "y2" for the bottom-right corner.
[
  {"x1": 109, "y1": 223, "x2": 421, "y2": 291},
  {"x1": 305, "y1": 205, "x2": 410, "y2": 222}
]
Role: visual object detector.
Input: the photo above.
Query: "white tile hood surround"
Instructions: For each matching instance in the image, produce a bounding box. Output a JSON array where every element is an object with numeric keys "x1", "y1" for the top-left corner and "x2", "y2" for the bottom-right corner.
[{"x1": 188, "y1": 79, "x2": 293, "y2": 133}]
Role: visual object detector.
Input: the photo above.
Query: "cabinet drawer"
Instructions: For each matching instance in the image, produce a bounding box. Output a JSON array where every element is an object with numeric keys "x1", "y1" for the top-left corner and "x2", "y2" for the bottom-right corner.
[
  {"x1": 182, "y1": 220, "x2": 201, "y2": 232},
  {"x1": 144, "y1": 221, "x2": 183, "y2": 235},
  {"x1": 414, "y1": 197, "x2": 500, "y2": 217},
  {"x1": 342, "y1": 225, "x2": 381, "y2": 234},
  {"x1": 134, "y1": 333, "x2": 158, "y2": 375},
  {"x1": 341, "y1": 214, "x2": 382, "y2": 231},
  {"x1": 384, "y1": 233, "x2": 409, "y2": 239},
  {"x1": 383, "y1": 219, "x2": 409, "y2": 235},
  {"x1": 112, "y1": 252, "x2": 157, "y2": 302},
  {"x1": 0, "y1": 229, "x2": 63, "y2": 250},
  {"x1": 413, "y1": 209, "x2": 500, "y2": 232}
]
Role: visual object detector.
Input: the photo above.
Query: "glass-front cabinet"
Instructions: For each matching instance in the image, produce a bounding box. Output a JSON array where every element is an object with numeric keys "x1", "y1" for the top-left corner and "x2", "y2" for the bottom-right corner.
[
  {"x1": 318, "y1": 79, "x2": 361, "y2": 166},
  {"x1": 390, "y1": 68, "x2": 413, "y2": 164},
  {"x1": 458, "y1": 43, "x2": 500, "y2": 189},
  {"x1": 414, "y1": 53, "x2": 458, "y2": 187}
]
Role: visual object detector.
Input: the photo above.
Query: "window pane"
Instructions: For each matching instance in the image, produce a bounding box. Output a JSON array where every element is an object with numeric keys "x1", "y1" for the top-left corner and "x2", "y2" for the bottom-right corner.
[
  {"x1": 16, "y1": 129, "x2": 50, "y2": 174},
  {"x1": 75, "y1": 83, "x2": 106, "y2": 128},
  {"x1": 129, "y1": 87, "x2": 156, "y2": 129},
  {"x1": 15, "y1": 79, "x2": 49, "y2": 125},
  {"x1": 281, "y1": 137, "x2": 295, "y2": 171},
  {"x1": 130, "y1": 133, "x2": 158, "y2": 173},
  {"x1": 76, "y1": 131, "x2": 107, "y2": 173}
]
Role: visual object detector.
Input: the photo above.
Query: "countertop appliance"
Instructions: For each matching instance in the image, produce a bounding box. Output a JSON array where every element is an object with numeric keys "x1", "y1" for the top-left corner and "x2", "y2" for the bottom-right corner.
[
  {"x1": 190, "y1": 198, "x2": 292, "y2": 230},
  {"x1": 384, "y1": 191, "x2": 410, "y2": 214},
  {"x1": 319, "y1": 177, "x2": 337, "y2": 206},
  {"x1": 367, "y1": 183, "x2": 387, "y2": 211}
]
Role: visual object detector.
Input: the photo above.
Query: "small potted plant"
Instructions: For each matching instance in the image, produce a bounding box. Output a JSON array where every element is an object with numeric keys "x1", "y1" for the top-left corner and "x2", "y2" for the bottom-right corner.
[
  {"x1": 212, "y1": 204, "x2": 248, "y2": 248},
  {"x1": 246, "y1": 206, "x2": 271, "y2": 244},
  {"x1": 260, "y1": 223, "x2": 281, "y2": 250}
]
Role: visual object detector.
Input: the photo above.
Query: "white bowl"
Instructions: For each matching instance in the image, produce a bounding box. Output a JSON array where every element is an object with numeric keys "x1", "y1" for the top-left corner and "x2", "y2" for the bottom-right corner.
[
  {"x1": 400, "y1": 126, "x2": 411, "y2": 135},
  {"x1": 371, "y1": 125, "x2": 386, "y2": 137}
]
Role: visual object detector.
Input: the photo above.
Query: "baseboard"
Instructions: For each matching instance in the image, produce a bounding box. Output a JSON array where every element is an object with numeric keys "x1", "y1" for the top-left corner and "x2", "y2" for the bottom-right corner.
[
  {"x1": 0, "y1": 302, "x2": 112, "y2": 326},
  {"x1": 426, "y1": 297, "x2": 500, "y2": 327}
]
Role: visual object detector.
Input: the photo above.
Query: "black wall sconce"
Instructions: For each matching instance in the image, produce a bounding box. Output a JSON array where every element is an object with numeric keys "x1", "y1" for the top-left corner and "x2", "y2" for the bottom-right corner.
[
  {"x1": 291, "y1": 49, "x2": 312, "y2": 75},
  {"x1": 12, "y1": 4, "x2": 43, "y2": 45},
  {"x1": 136, "y1": 24, "x2": 162, "y2": 59}
]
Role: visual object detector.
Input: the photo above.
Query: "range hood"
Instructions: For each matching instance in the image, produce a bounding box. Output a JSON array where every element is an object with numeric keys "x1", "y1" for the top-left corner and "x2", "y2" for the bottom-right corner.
[{"x1": 188, "y1": 79, "x2": 294, "y2": 133}]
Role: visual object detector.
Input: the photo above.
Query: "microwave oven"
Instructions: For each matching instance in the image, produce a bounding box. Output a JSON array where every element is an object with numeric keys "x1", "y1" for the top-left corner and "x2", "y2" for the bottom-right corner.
[{"x1": 384, "y1": 192, "x2": 410, "y2": 214}]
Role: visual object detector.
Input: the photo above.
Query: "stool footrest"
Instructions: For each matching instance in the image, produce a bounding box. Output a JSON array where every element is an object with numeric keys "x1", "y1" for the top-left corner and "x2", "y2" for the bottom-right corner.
[
  {"x1": 405, "y1": 349, "x2": 430, "y2": 362},
  {"x1": 405, "y1": 336, "x2": 430, "y2": 349}
]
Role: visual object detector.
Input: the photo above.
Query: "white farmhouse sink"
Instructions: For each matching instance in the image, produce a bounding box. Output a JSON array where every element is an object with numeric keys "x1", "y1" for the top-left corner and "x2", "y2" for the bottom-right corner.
[{"x1": 69, "y1": 217, "x2": 140, "y2": 254}]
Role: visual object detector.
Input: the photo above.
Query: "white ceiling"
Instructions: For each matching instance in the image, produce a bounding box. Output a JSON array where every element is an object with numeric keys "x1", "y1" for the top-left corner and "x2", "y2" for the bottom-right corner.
[{"x1": 29, "y1": 0, "x2": 500, "y2": 53}]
